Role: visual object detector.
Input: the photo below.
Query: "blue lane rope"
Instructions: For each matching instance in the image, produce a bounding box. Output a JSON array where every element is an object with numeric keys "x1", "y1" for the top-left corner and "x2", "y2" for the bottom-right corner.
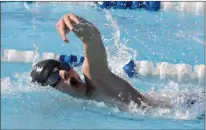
[
  {"x1": 59, "y1": 54, "x2": 136, "y2": 78},
  {"x1": 59, "y1": 55, "x2": 84, "y2": 67},
  {"x1": 96, "y1": 1, "x2": 160, "y2": 11}
]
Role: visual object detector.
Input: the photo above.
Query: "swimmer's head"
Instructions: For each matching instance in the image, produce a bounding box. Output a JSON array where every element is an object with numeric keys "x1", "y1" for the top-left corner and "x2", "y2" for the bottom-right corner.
[{"x1": 30, "y1": 59, "x2": 86, "y2": 97}]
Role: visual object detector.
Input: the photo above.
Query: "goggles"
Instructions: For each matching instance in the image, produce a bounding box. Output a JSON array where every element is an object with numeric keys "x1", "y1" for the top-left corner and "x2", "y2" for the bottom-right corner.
[{"x1": 43, "y1": 62, "x2": 72, "y2": 87}]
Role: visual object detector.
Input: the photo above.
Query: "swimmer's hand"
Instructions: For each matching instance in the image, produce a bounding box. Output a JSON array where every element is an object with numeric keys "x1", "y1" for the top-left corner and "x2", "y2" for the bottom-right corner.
[{"x1": 56, "y1": 13, "x2": 101, "y2": 43}]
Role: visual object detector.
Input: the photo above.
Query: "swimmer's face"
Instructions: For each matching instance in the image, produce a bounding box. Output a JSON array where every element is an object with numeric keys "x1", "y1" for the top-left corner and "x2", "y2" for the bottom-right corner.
[{"x1": 55, "y1": 69, "x2": 86, "y2": 97}]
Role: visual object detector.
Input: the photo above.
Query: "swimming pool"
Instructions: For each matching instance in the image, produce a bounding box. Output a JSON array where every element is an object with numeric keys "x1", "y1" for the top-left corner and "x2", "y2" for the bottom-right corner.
[{"x1": 1, "y1": 2, "x2": 205, "y2": 129}]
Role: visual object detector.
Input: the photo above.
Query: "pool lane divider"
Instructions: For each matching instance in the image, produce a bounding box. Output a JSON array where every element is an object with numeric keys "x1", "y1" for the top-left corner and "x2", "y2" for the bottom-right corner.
[
  {"x1": 96, "y1": 1, "x2": 161, "y2": 11},
  {"x1": 1, "y1": 49, "x2": 205, "y2": 86},
  {"x1": 25, "y1": 1, "x2": 161, "y2": 11}
]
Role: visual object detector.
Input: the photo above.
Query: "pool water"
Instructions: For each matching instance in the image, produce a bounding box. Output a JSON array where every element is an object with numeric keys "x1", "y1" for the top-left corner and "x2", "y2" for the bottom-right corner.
[{"x1": 1, "y1": 2, "x2": 205, "y2": 129}]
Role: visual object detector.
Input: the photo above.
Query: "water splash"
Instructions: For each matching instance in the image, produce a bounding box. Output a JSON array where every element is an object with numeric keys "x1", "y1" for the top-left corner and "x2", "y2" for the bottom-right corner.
[
  {"x1": 104, "y1": 10, "x2": 137, "y2": 76},
  {"x1": 125, "y1": 81, "x2": 204, "y2": 120},
  {"x1": 1, "y1": 69, "x2": 204, "y2": 121},
  {"x1": 32, "y1": 44, "x2": 41, "y2": 67}
]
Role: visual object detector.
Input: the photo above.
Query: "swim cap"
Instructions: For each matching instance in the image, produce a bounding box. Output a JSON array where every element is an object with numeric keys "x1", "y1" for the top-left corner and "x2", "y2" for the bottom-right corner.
[{"x1": 30, "y1": 59, "x2": 61, "y2": 85}]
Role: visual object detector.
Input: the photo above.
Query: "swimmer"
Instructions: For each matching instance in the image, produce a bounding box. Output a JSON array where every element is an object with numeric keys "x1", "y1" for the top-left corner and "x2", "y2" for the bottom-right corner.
[{"x1": 30, "y1": 13, "x2": 160, "y2": 108}]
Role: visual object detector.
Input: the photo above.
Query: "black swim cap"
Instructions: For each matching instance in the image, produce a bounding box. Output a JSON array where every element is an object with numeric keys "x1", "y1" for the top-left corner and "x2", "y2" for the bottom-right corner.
[{"x1": 30, "y1": 59, "x2": 61, "y2": 85}]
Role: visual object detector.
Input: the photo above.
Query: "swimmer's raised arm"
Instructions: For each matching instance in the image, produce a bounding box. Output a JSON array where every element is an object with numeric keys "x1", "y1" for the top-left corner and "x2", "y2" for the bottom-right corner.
[
  {"x1": 56, "y1": 13, "x2": 109, "y2": 78},
  {"x1": 56, "y1": 13, "x2": 101, "y2": 43}
]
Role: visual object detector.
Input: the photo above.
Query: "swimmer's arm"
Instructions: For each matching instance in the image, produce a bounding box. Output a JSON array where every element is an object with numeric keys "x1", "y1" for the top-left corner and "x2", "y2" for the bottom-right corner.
[
  {"x1": 56, "y1": 13, "x2": 101, "y2": 46},
  {"x1": 56, "y1": 13, "x2": 109, "y2": 73}
]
